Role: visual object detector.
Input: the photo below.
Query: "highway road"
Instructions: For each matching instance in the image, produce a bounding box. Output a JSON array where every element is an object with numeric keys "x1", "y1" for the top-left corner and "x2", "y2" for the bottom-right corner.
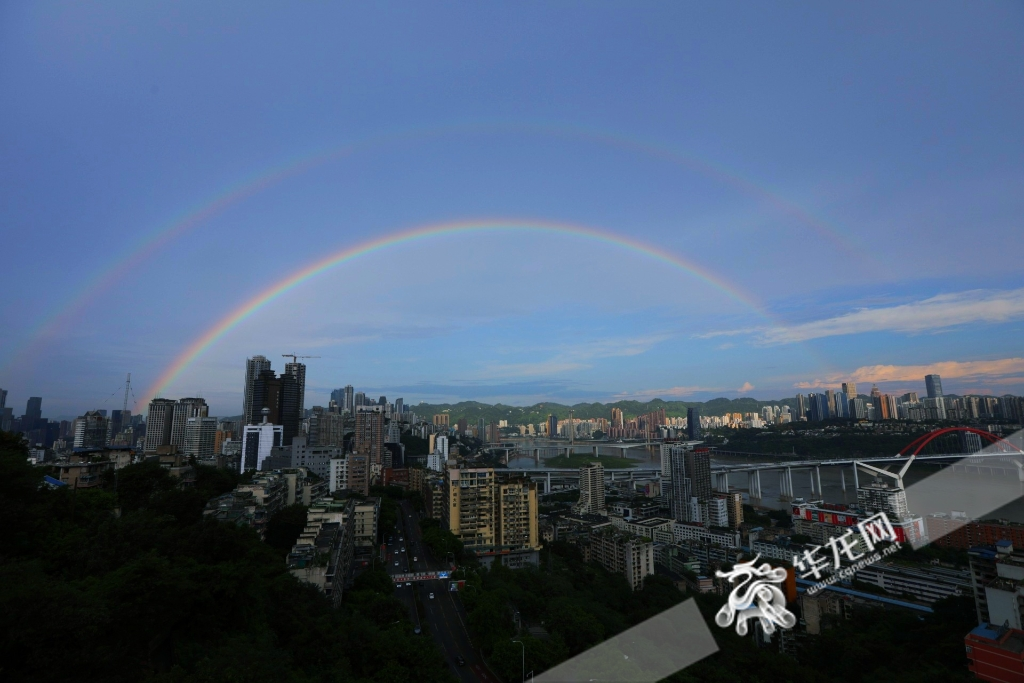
[{"x1": 383, "y1": 499, "x2": 498, "y2": 683}]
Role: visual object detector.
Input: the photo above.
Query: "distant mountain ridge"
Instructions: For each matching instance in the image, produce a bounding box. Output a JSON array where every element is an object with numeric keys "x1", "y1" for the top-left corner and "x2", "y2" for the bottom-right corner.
[{"x1": 406, "y1": 396, "x2": 801, "y2": 425}]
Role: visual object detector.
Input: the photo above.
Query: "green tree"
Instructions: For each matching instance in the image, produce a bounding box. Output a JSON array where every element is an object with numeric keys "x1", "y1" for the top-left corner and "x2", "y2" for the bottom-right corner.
[{"x1": 264, "y1": 504, "x2": 309, "y2": 556}]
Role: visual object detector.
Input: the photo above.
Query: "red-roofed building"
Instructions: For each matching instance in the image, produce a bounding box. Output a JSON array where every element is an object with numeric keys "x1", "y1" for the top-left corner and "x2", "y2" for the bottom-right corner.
[{"x1": 966, "y1": 623, "x2": 1024, "y2": 682}]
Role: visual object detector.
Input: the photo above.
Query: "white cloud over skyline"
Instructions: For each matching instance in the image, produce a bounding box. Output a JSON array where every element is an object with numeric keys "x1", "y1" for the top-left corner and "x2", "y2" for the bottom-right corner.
[
  {"x1": 761, "y1": 288, "x2": 1024, "y2": 344},
  {"x1": 795, "y1": 357, "x2": 1024, "y2": 391}
]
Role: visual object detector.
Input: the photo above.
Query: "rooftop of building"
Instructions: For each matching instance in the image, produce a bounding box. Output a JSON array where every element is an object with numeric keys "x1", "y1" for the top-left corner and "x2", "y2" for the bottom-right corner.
[{"x1": 969, "y1": 624, "x2": 1024, "y2": 654}]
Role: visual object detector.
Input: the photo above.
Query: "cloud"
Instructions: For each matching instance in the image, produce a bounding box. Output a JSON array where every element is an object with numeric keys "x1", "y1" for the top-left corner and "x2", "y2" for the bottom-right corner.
[
  {"x1": 612, "y1": 386, "x2": 719, "y2": 400},
  {"x1": 794, "y1": 357, "x2": 1024, "y2": 390},
  {"x1": 737, "y1": 382, "x2": 755, "y2": 393},
  {"x1": 477, "y1": 333, "x2": 671, "y2": 378},
  {"x1": 476, "y1": 360, "x2": 591, "y2": 378},
  {"x1": 761, "y1": 288, "x2": 1024, "y2": 344}
]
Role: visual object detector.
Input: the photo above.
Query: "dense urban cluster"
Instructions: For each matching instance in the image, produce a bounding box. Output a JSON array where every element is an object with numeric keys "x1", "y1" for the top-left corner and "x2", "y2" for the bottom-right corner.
[{"x1": 3, "y1": 363, "x2": 1024, "y2": 682}]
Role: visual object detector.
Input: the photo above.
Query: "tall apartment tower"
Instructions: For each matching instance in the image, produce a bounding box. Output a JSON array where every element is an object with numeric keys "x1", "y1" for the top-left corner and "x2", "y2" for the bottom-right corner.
[
  {"x1": 796, "y1": 394, "x2": 807, "y2": 420},
  {"x1": 442, "y1": 467, "x2": 496, "y2": 554},
  {"x1": 611, "y1": 407, "x2": 624, "y2": 430},
  {"x1": 0, "y1": 387, "x2": 6, "y2": 410},
  {"x1": 284, "y1": 362, "x2": 306, "y2": 415},
  {"x1": 669, "y1": 446, "x2": 712, "y2": 523},
  {"x1": 184, "y1": 416, "x2": 218, "y2": 459},
  {"x1": 925, "y1": 374, "x2": 943, "y2": 399},
  {"x1": 496, "y1": 477, "x2": 540, "y2": 553},
  {"x1": 547, "y1": 414, "x2": 558, "y2": 439},
  {"x1": 394, "y1": 398, "x2": 404, "y2": 415},
  {"x1": 24, "y1": 397, "x2": 42, "y2": 431},
  {"x1": 241, "y1": 408, "x2": 283, "y2": 473},
  {"x1": 171, "y1": 398, "x2": 208, "y2": 449},
  {"x1": 575, "y1": 463, "x2": 606, "y2": 514},
  {"x1": 686, "y1": 406, "x2": 701, "y2": 441},
  {"x1": 144, "y1": 398, "x2": 176, "y2": 452},
  {"x1": 354, "y1": 408, "x2": 385, "y2": 467},
  {"x1": 842, "y1": 382, "x2": 858, "y2": 399},
  {"x1": 245, "y1": 367, "x2": 301, "y2": 445},
  {"x1": 74, "y1": 411, "x2": 108, "y2": 448},
  {"x1": 243, "y1": 355, "x2": 272, "y2": 425},
  {"x1": 343, "y1": 385, "x2": 354, "y2": 414}
]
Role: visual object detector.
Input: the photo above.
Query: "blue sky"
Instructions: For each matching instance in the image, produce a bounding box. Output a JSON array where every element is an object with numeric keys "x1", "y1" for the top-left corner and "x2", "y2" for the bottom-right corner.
[{"x1": 1, "y1": 2, "x2": 1023, "y2": 418}]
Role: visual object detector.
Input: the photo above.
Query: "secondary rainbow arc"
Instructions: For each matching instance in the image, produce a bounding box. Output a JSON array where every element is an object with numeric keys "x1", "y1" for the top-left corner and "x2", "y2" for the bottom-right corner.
[{"x1": 3, "y1": 121, "x2": 861, "y2": 375}]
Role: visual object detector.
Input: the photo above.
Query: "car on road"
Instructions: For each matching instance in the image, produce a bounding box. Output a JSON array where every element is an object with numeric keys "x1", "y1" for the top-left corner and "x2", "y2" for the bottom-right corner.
[
  {"x1": 405, "y1": 582, "x2": 412, "y2": 587},
  {"x1": 394, "y1": 561, "x2": 399, "y2": 566},
  {"x1": 400, "y1": 547, "x2": 405, "y2": 552},
  {"x1": 456, "y1": 656, "x2": 465, "y2": 667},
  {"x1": 413, "y1": 626, "x2": 421, "y2": 635},
  {"x1": 428, "y1": 592, "x2": 434, "y2": 599},
  {"x1": 413, "y1": 556, "x2": 417, "y2": 562},
  {"x1": 394, "y1": 550, "x2": 399, "y2": 554}
]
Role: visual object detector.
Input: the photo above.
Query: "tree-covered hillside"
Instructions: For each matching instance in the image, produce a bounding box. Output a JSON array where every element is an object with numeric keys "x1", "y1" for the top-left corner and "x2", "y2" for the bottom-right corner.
[
  {"x1": 0, "y1": 431, "x2": 451, "y2": 683},
  {"x1": 410, "y1": 397, "x2": 799, "y2": 426}
]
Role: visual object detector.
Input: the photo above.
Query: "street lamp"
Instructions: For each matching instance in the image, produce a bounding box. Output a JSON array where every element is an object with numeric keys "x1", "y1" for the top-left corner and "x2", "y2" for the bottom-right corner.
[{"x1": 511, "y1": 639, "x2": 525, "y2": 683}]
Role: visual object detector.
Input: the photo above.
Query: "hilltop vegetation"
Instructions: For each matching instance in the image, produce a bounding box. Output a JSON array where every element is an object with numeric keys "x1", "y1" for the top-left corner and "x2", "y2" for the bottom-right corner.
[
  {"x1": 0, "y1": 431, "x2": 450, "y2": 683},
  {"x1": 411, "y1": 397, "x2": 798, "y2": 426}
]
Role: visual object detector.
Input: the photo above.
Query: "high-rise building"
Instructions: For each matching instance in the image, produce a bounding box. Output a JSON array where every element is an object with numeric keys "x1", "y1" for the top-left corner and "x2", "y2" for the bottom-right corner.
[
  {"x1": 832, "y1": 391, "x2": 850, "y2": 419},
  {"x1": 686, "y1": 406, "x2": 701, "y2": 440},
  {"x1": 796, "y1": 394, "x2": 807, "y2": 420},
  {"x1": 343, "y1": 385, "x2": 354, "y2": 413},
  {"x1": 284, "y1": 362, "x2": 307, "y2": 415},
  {"x1": 457, "y1": 418, "x2": 468, "y2": 434},
  {"x1": 354, "y1": 408, "x2": 385, "y2": 467},
  {"x1": 171, "y1": 398, "x2": 208, "y2": 449},
  {"x1": 241, "y1": 409, "x2": 283, "y2": 473},
  {"x1": 330, "y1": 387, "x2": 352, "y2": 412},
  {"x1": 547, "y1": 414, "x2": 557, "y2": 439},
  {"x1": 442, "y1": 467, "x2": 496, "y2": 554},
  {"x1": 433, "y1": 413, "x2": 450, "y2": 427},
  {"x1": 669, "y1": 446, "x2": 711, "y2": 523},
  {"x1": 808, "y1": 393, "x2": 831, "y2": 421},
  {"x1": 611, "y1": 407, "x2": 624, "y2": 430},
  {"x1": 144, "y1": 398, "x2": 176, "y2": 452},
  {"x1": 106, "y1": 409, "x2": 131, "y2": 445},
  {"x1": 715, "y1": 491, "x2": 744, "y2": 529},
  {"x1": 477, "y1": 418, "x2": 486, "y2": 440},
  {"x1": 347, "y1": 453, "x2": 370, "y2": 495},
  {"x1": 24, "y1": 397, "x2": 42, "y2": 431},
  {"x1": 0, "y1": 387, "x2": 7, "y2": 410},
  {"x1": 575, "y1": 463, "x2": 606, "y2": 514},
  {"x1": 246, "y1": 367, "x2": 302, "y2": 445},
  {"x1": 317, "y1": 412, "x2": 345, "y2": 447},
  {"x1": 395, "y1": 398, "x2": 404, "y2": 415},
  {"x1": 243, "y1": 355, "x2": 273, "y2": 425},
  {"x1": 496, "y1": 477, "x2": 540, "y2": 553},
  {"x1": 925, "y1": 374, "x2": 943, "y2": 399},
  {"x1": 590, "y1": 528, "x2": 655, "y2": 591},
  {"x1": 486, "y1": 422, "x2": 500, "y2": 443},
  {"x1": 184, "y1": 416, "x2": 218, "y2": 459},
  {"x1": 73, "y1": 411, "x2": 108, "y2": 448},
  {"x1": 842, "y1": 382, "x2": 858, "y2": 399},
  {"x1": 354, "y1": 392, "x2": 366, "y2": 410}
]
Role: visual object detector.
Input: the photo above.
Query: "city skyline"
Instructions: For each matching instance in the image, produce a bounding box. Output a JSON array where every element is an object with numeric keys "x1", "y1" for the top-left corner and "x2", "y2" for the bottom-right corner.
[{"x1": 2, "y1": 4, "x2": 1022, "y2": 416}]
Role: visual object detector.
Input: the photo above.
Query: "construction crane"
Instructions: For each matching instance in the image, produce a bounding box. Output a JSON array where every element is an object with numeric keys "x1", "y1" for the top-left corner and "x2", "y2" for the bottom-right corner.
[{"x1": 282, "y1": 354, "x2": 320, "y2": 363}]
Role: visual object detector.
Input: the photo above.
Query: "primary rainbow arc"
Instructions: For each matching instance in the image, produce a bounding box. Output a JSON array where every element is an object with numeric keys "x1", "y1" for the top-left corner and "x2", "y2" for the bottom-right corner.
[{"x1": 137, "y1": 218, "x2": 769, "y2": 408}]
